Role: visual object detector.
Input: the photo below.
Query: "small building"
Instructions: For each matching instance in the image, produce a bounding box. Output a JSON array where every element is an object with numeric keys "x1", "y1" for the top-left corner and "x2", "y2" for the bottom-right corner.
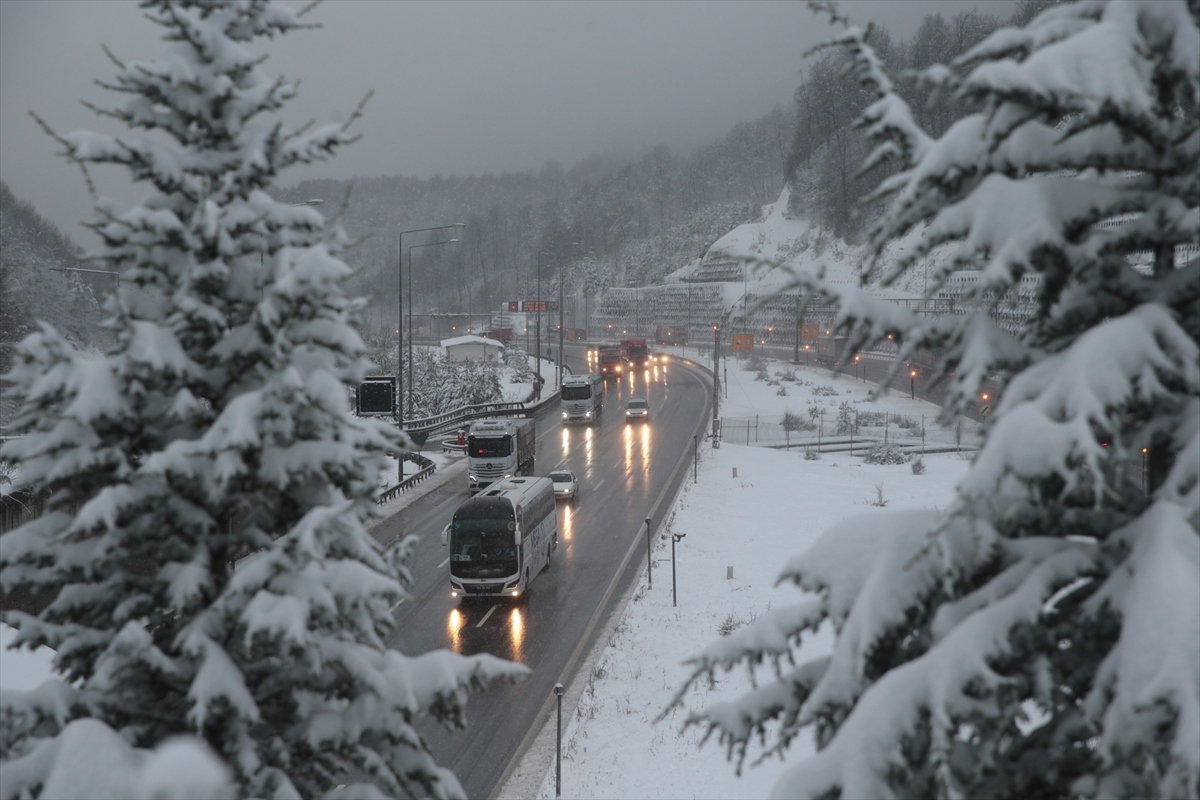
[{"x1": 441, "y1": 334, "x2": 505, "y2": 363}]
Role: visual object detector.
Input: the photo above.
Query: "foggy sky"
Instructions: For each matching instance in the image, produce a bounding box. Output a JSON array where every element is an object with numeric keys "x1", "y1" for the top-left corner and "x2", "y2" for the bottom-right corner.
[{"x1": 0, "y1": 0, "x2": 1013, "y2": 247}]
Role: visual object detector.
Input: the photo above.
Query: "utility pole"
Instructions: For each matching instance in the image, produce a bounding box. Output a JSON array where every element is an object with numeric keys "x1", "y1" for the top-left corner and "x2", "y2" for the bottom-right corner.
[{"x1": 712, "y1": 324, "x2": 721, "y2": 447}]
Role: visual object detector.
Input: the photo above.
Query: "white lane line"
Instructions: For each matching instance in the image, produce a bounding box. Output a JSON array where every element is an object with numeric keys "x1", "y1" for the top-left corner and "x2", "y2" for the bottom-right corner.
[
  {"x1": 594, "y1": 479, "x2": 605, "y2": 491},
  {"x1": 388, "y1": 598, "x2": 405, "y2": 613},
  {"x1": 438, "y1": 557, "x2": 449, "y2": 569},
  {"x1": 476, "y1": 604, "x2": 498, "y2": 628}
]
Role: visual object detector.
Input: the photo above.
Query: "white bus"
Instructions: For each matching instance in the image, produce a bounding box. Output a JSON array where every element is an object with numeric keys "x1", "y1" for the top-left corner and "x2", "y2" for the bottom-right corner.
[{"x1": 441, "y1": 476, "x2": 558, "y2": 600}]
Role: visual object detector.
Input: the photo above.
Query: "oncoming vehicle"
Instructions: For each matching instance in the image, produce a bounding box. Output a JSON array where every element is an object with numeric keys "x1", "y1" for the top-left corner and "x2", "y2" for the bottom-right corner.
[
  {"x1": 625, "y1": 396, "x2": 649, "y2": 423},
  {"x1": 442, "y1": 477, "x2": 557, "y2": 601},
  {"x1": 598, "y1": 347, "x2": 622, "y2": 379},
  {"x1": 560, "y1": 373, "x2": 602, "y2": 425},
  {"x1": 548, "y1": 470, "x2": 578, "y2": 502}
]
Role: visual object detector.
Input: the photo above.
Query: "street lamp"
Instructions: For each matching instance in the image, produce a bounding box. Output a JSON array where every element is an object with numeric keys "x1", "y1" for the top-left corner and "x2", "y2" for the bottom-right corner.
[
  {"x1": 910, "y1": 369, "x2": 917, "y2": 399},
  {"x1": 558, "y1": 242, "x2": 581, "y2": 389},
  {"x1": 554, "y1": 682, "x2": 565, "y2": 799},
  {"x1": 672, "y1": 534, "x2": 691, "y2": 604},
  {"x1": 671, "y1": 533, "x2": 686, "y2": 607},
  {"x1": 804, "y1": 343, "x2": 810, "y2": 367},
  {"x1": 534, "y1": 249, "x2": 552, "y2": 399},
  {"x1": 408, "y1": 238, "x2": 460, "y2": 417},
  {"x1": 397, "y1": 223, "x2": 465, "y2": 427}
]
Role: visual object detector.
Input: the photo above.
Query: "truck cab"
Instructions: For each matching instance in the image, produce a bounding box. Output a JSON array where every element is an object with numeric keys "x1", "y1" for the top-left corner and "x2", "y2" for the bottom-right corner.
[
  {"x1": 467, "y1": 418, "x2": 536, "y2": 492},
  {"x1": 561, "y1": 373, "x2": 603, "y2": 425}
]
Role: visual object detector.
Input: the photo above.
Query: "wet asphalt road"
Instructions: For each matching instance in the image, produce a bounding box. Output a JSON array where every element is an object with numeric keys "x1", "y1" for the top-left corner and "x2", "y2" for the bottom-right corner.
[{"x1": 371, "y1": 349, "x2": 712, "y2": 799}]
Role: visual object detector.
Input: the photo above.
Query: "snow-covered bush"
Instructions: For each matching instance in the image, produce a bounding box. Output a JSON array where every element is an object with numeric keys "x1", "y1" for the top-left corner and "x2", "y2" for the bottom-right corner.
[
  {"x1": 811, "y1": 384, "x2": 839, "y2": 396},
  {"x1": 503, "y1": 345, "x2": 534, "y2": 384},
  {"x1": 910, "y1": 456, "x2": 927, "y2": 475},
  {"x1": 862, "y1": 443, "x2": 906, "y2": 465},
  {"x1": 670, "y1": 3, "x2": 1200, "y2": 799},
  {"x1": 0, "y1": 3, "x2": 525, "y2": 797},
  {"x1": 802, "y1": 447, "x2": 821, "y2": 461},
  {"x1": 834, "y1": 401, "x2": 856, "y2": 435}
]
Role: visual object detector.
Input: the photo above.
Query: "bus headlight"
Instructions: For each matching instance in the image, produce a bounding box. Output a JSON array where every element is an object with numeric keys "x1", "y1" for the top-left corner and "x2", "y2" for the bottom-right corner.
[{"x1": 511, "y1": 589, "x2": 520, "y2": 597}]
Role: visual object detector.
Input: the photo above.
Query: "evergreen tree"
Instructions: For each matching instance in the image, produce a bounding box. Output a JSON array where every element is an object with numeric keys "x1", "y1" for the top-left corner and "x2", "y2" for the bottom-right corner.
[
  {"x1": 670, "y1": 2, "x2": 1199, "y2": 798},
  {"x1": 0, "y1": 2, "x2": 524, "y2": 797}
]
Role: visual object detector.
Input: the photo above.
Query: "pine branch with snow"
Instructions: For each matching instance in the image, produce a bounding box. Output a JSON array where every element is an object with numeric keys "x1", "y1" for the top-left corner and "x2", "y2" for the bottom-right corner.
[
  {"x1": 671, "y1": 2, "x2": 1200, "y2": 798},
  {"x1": 0, "y1": 2, "x2": 526, "y2": 798}
]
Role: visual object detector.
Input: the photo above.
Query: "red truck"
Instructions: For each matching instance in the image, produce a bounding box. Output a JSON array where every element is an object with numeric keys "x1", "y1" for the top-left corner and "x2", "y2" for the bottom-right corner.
[
  {"x1": 598, "y1": 346, "x2": 622, "y2": 379},
  {"x1": 621, "y1": 338, "x2": 649, "y2": 367}
]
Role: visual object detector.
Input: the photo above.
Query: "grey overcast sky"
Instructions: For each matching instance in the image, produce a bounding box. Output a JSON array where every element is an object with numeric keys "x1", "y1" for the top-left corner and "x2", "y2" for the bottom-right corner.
[{"x1": 1, "y1": 0, "x2": 1012, "y2": 246}]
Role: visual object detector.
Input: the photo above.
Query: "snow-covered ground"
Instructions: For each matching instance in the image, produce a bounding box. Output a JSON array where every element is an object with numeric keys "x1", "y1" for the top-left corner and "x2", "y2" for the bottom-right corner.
[{"x1": 503, "y1": 350, "x2": 976, "y2": 800}]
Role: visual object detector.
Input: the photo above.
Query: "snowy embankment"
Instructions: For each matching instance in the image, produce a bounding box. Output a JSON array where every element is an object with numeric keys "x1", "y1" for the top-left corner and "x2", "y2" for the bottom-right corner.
[
  {"x1": 694, "y1": 186, "x2": 936, "y2": 300},
  {"x1": 503, "y1": 352, "x2": 975, "y2": 800}
]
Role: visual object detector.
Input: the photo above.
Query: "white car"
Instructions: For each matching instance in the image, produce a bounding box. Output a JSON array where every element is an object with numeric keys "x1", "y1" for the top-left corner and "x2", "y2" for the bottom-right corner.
[
  {"x1": 548, "y1": 470, "x2": 578, "y2": 502},
  {"x1": 625, "y1": 397, "x2": 649, "y2": 423}
]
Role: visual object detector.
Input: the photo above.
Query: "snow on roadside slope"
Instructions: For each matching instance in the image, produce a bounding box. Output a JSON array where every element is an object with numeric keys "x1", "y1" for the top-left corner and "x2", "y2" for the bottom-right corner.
[
  {"x1": 703, "y1": 187, "x2": 937, "y2": 300},
  {"x1": 526, "y1": 353, "x2": 971, "y2": 799}
]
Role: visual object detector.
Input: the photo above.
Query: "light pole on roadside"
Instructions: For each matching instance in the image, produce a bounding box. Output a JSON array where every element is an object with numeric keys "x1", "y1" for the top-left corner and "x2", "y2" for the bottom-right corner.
[
  {"x1": 644, "y1": 516, "x2": 653, "y2": 588},
  {"x1": 910, "y1": 369, "x2": 917, "y2": 399},
  {"x1": 558, "y1": 242, "x2": 581, "y2": 389},
  {"x1": 397, "y1": 223, "x2": 465, "y2": 430},
  {"x1": 693, "y1": 434, "x2": 698, "y2": 482},
  {"x1": 534, "y1": 249, "x2": 551, "y2": 399},
  {"x1": 671, "y1": 533, "x2": 686, "y2": 606},
  {"x1": 554, "y1": 682, "x2": 565, "y2": 799},
  {"x1": 408, "y1": 237, "x2": 460, "y2": 417},
  {"x1": 712, "y1": 325, "x2": 721, "y2": 447}
]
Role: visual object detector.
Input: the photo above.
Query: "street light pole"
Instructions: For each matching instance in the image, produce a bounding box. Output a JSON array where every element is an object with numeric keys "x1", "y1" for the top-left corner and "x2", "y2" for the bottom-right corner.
[
  {"x1": 397, "y1": 223, "x2": 465, "y2": 431},
  {"x1": 408, "y1": 238, "x2": 460, "y2": 418},
  {"x1": 554, "y1": 683, "x2": 565, "y2": 799},
  {"x1": 910, "y1": 369, "x2": 917, "y2": 399},
  {"x1": 712, "y1": 325, "x2": 721, "y2": 447},
  {"x1": 671, "y1": 533, "x2": 686, "y2": 606},
  {"x1": 534, "y1": 249, "x2": 550, "y2": 399}
]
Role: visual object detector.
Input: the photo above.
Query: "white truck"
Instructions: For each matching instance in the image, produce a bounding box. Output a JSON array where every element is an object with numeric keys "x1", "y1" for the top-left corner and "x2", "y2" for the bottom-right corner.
[
  {"x1": 560, "y1": 373, "x2": 603, "y2": 425},
  {"x1": 466, "y1": 417, "x2": 536, "y2": 492}
]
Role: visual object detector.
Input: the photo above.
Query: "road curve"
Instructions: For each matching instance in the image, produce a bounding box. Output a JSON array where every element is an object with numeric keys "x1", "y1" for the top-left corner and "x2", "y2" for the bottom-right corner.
[{"x1": 372, "y1": 350, "x2": 713, "y2": 799}]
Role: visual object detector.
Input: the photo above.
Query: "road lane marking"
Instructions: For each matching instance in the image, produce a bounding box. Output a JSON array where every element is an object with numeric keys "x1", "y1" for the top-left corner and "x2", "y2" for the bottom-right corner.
[
  {"x1": 491, "y1": 358, "x2": 713, "y2": 799},
  {"x1": 438, "y1": 557, "x2": 449, "y2": 569},
  {"x1": 594, "y1": 479, "x2": 605, "y2": 491},
  {"x1": 476, "y1": 604, "x2": 498, "y2": 628},
  {"x1": 388, "y1": 598, "x2": 405, "y2": 613}
]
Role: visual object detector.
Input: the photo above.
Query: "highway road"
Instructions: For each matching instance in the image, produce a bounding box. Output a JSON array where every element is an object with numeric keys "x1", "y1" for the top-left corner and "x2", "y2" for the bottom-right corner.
[{"x1": 371, "y1": 349, "x2": 712, "y2": 799}]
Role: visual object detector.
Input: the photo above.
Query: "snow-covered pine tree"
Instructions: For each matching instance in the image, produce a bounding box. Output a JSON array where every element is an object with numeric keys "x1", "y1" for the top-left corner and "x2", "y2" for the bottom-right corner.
[
  {"x1": 0, "y1": 2, "x2": 525, "y2": 798},
  {"x1": 669, "y1": 2, "x2": 1199, "y2": 798}
]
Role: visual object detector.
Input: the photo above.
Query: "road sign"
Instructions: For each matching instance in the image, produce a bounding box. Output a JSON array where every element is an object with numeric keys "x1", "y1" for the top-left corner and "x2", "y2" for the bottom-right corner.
[
  {"x1": 507, "y1": 300, "x2": 518, "y2": 312},
  {"x1": 978, "y1": 403, "x2": 992, "y2": 417},
  {"x1": 357, "y1": 377, "x2": 395, "y2": 416},
  {"x1": 522, "y1": 300, "x2": 547, "y2": 312},
  {"x1": 731, "y1": 333, "x2": 754, "y2": 352},
  {"x1": 800, "y1": 324, "x2": 819, "y2": 343}
]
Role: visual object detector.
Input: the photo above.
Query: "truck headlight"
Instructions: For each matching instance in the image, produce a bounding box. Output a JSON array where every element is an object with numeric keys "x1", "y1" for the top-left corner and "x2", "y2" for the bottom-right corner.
[
  {"x1": 584, "y1": 411, "x2": 592, "y2": 418},
  {"x1": 562, "y1": 412, "x2": 569, "y2": 418}
]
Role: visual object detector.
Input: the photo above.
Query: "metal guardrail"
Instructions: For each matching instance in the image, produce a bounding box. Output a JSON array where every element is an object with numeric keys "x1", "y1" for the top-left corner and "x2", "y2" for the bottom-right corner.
[
  {"x1": 377, "y1": 452, "x2": 437, "y2": 504},
  {"x1": 376, "y1": 386, "x2": 564, "y2": 504}
]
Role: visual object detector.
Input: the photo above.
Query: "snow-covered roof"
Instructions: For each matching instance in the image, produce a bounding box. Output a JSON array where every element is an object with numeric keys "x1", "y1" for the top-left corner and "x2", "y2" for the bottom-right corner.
[{"x1": 440, "y1": 335, "x2": 504, "y2": 349}]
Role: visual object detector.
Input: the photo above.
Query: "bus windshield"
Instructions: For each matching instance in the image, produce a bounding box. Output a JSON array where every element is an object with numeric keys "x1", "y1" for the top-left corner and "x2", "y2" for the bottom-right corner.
[
  {"x1": 450, "y1": 519, "x2": 519, "y2": 579},
  {"x1": 468, "y1": 436, "x2": 512, "y2": 458}
]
